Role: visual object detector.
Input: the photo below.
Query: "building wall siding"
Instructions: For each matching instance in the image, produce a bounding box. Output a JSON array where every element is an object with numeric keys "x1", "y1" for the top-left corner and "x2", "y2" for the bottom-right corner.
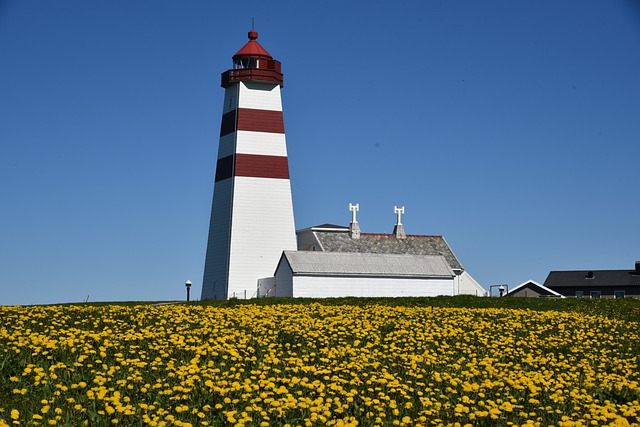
[
  {"x1": 238, "y1": 82, "x2": 283, "y2": 111},
  {"x1": 274, "y1": 259, "x2": 294, "y2": 297},
  {"x1": 216, "y1": 131, "x2": 289, "y2": 161},
  {"x1": 289, "y1": 276, "x2": 454, "y2": 298},
  {"x1": 222, "y1": 85, "x2": 239, "y2": 114},
  {"x1": 297, "y1": 231, "x2": 321, "y2": 252},
  {"x1": 458, "y1": 271, "x2": 487, "y2": 296},
  {"x1": 219, "y1": 81, "x2": 283, "y2": 114},
  {"x1": 221, "y1": 109, "x2": 285, "y2": 136},
  {"x1": 226, "y1": 177, "x2": 296, "y2": 299},
  {"x1": 510, "y1": 288, "x2": 543, "y2": 298},
  {"x1": 548, "y1": 286, "x2": 640, "y2": 298},
  {"x1": 233, "y1": 154, "x2": 289, "y2": 179},
  {"x1": 217, "y1": 133, "x2": 237, "y2": 159},
  {"x1": 201, "y1": 179, "x2": 233, "y2": 300}
]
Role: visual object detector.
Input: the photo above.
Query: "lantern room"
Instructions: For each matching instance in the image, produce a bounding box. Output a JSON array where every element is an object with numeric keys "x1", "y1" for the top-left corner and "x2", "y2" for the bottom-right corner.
[{"x1": 221, "y1": 30, "x2": 284, "y2": 87}]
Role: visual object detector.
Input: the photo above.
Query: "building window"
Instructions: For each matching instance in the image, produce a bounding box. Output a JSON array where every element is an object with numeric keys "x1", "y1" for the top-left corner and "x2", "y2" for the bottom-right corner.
[
  {"x1": 590, "y1": 291, "x2": 601, "y2": 299},
  {"x1": 614, "y1": 290, "x2": 625, "y2": 299},
  {"x1": 575, "y1": 291, "x2": 583, "y2": 298}
]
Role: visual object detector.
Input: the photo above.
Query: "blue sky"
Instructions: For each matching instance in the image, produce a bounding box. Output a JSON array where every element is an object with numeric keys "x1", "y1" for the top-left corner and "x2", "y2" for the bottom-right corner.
[{"x1": 1, "y1": 1, "x2": 639, "y2": 305}]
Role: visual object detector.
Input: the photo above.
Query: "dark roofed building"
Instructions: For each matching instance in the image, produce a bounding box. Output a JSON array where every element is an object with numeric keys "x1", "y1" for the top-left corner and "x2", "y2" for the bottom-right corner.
[
  {"x1": 543, "y1": 262, "x2": 640, "y2": 298},
  {"x1": 506, "y1": 280, "x2": 564, "y2": 298}
]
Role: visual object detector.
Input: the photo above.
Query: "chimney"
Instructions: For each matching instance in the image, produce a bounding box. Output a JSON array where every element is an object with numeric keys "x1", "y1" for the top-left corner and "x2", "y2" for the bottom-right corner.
[
  {"x1": 635, "y1": 261, "x2": 640, "y2": 275},
  {"x1": 348, "y1": 203, "x2": 360, "y2": 239},
  {"x1": 393, "y1": 206, "x2": 406, "y2": 239}
]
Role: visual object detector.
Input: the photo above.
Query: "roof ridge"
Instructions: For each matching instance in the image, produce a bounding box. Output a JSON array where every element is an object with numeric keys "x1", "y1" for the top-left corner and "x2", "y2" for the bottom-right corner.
[
  {"x1": 550, "y1": 269, "x2": 636, "y2": 273},
  {"x1": 360, "y1": 232, "x2": 443, "y2": 238}
]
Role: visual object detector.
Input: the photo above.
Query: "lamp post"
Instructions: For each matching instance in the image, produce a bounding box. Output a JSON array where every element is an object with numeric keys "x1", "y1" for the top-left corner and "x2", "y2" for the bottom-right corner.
[
  {"x1": 489, "y1": 284, "x2": 509, "y2": 297},
  {"x1": 185, "y1": 280, "x2": 192, "y2": 302}
]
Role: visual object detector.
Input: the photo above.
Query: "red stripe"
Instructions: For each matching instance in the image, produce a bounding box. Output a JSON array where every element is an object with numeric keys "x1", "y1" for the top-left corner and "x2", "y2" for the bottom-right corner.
[
  {"x1": 220, "y1": 108, "x2": 284, "y2": 136},
  {"x1": 214, "y1": 154, "x2": 290, "y2": 182},
  {"x1": 235, "y1": 153, "x2": 289, "y2": 179},
  {"x1": 220, "y1": 110, "x2": 236, "y2": 136},
  {"x1": 237, "y1": 108, "x2": 284, "y2": 134},
  {"x1": 214, "y1": 156, "x2": 234, "y2": 182}
]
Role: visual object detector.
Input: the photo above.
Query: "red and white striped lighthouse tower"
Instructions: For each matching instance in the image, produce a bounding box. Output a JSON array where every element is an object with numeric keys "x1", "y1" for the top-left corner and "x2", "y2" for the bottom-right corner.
[{"x1": 201, "y1": 30, "x2": 296, "y2": 300}]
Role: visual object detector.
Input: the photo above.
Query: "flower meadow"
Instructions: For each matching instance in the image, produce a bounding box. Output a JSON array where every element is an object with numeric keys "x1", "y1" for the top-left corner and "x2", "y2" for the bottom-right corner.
[{"x1": 1, "y1": 301, "x2": 639, "y2": 427}]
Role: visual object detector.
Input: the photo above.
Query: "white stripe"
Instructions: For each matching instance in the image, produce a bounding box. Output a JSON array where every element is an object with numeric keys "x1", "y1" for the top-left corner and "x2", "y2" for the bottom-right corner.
[
  {"x1": 237, "y1": 82, "x2": 283, "y2": 111},
  {"x1": 217, "y1": 133, "x2": 236, "y2": 159},
  {"x1": 236, "y1": 131, "x2": 288, "y2": 156},
  {"x1": 222, "y1": 86, "x2": 239, "y2": 114},
  {"x1": 217, "y1": 131, "x2": 288, "y2": 159}
]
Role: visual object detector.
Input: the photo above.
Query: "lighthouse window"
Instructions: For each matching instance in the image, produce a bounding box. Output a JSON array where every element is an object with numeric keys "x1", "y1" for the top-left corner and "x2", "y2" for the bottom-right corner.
[{"x1": 234, "y1": 58, "x2": 259, "y2": 69}]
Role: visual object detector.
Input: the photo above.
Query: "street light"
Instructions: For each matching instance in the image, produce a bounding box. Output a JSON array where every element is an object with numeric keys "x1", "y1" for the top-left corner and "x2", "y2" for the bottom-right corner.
[
  {"x1": 489, "y1": 284, "x2": 509, "y2": 297},
  {"x1": 185, "y1": 280, "x2": 192, "y2": 302}
]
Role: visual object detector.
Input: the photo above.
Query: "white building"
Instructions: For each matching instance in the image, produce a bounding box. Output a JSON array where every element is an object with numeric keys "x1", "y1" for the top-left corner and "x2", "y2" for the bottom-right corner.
[
  {"x1": 258, "y1": 207, "x2": 487, "y2": 298},
  {"x1": 260, "y1": 251, "x2": 455, "y2": 298}
]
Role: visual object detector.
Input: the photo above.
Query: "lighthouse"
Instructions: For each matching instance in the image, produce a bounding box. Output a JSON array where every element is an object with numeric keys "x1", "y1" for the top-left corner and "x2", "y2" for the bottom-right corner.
[{"x1": 201, "y1": 29, "x2": 297, "y2": 300}]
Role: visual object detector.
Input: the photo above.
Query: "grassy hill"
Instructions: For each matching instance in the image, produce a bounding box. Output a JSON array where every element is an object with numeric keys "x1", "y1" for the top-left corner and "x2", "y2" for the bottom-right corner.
[{"x1": 2, "y1": 296, "x2": 638, "y2": 427}]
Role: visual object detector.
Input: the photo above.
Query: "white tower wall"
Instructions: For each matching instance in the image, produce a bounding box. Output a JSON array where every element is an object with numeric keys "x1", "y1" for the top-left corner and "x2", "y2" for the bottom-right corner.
[
  {"x1": 202, "y1": 74, "x2": 296, "y2": 299},
  {"x1": 227, "y1": 177, "x2": 296, "y2": 298},
  {"x1": 201, "y1": 179, "x2": 233, "y2": 300}
]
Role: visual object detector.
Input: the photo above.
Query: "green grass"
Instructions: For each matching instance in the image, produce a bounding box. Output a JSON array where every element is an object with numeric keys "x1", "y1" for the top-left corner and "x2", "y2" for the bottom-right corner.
[
  {"x1": 43, "y1": 295, "x2": 640, "y2": 324},
  {"x1": 2, "y1": 295, "x2": 639, "y2": 427},
  {"x1": 189, "y1": 295, "x2": 640, "y2": 322}
]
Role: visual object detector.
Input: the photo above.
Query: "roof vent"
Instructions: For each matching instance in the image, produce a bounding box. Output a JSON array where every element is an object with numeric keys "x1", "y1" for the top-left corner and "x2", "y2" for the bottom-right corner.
[
  {"x1": 585, "y1": 271, "x2": 594, "y2": 279},
  {"x1": 348, "y1": 203, "x2": 360, "y2": 239},
  {"x1": 393, "y1": 206, "x2": 406, "y2": 239}
]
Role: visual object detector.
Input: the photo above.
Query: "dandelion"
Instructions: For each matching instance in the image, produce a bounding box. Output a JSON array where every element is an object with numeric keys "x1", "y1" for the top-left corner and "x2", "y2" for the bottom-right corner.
[{"x1": 1, "y1": 302, "x2": 639, "y2": 426}]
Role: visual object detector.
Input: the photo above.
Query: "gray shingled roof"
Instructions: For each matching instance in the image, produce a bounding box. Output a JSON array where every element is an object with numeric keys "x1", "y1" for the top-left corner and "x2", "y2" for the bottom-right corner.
[
  {"x1": 313, "y1": 232, "x2": 463, "y2": 270},
  {"x1": 282, "y1": 251, "x2": 454, "y2": 278}
]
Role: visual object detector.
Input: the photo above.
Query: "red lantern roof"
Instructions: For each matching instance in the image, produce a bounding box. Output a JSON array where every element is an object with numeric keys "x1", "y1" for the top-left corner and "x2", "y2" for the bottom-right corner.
[
  {"x1": 222, "y1": 29, "x2": 283, "y2": 88},
  {"x1": 233, "y1": 30, "x2": 273, "y2": 60}
]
